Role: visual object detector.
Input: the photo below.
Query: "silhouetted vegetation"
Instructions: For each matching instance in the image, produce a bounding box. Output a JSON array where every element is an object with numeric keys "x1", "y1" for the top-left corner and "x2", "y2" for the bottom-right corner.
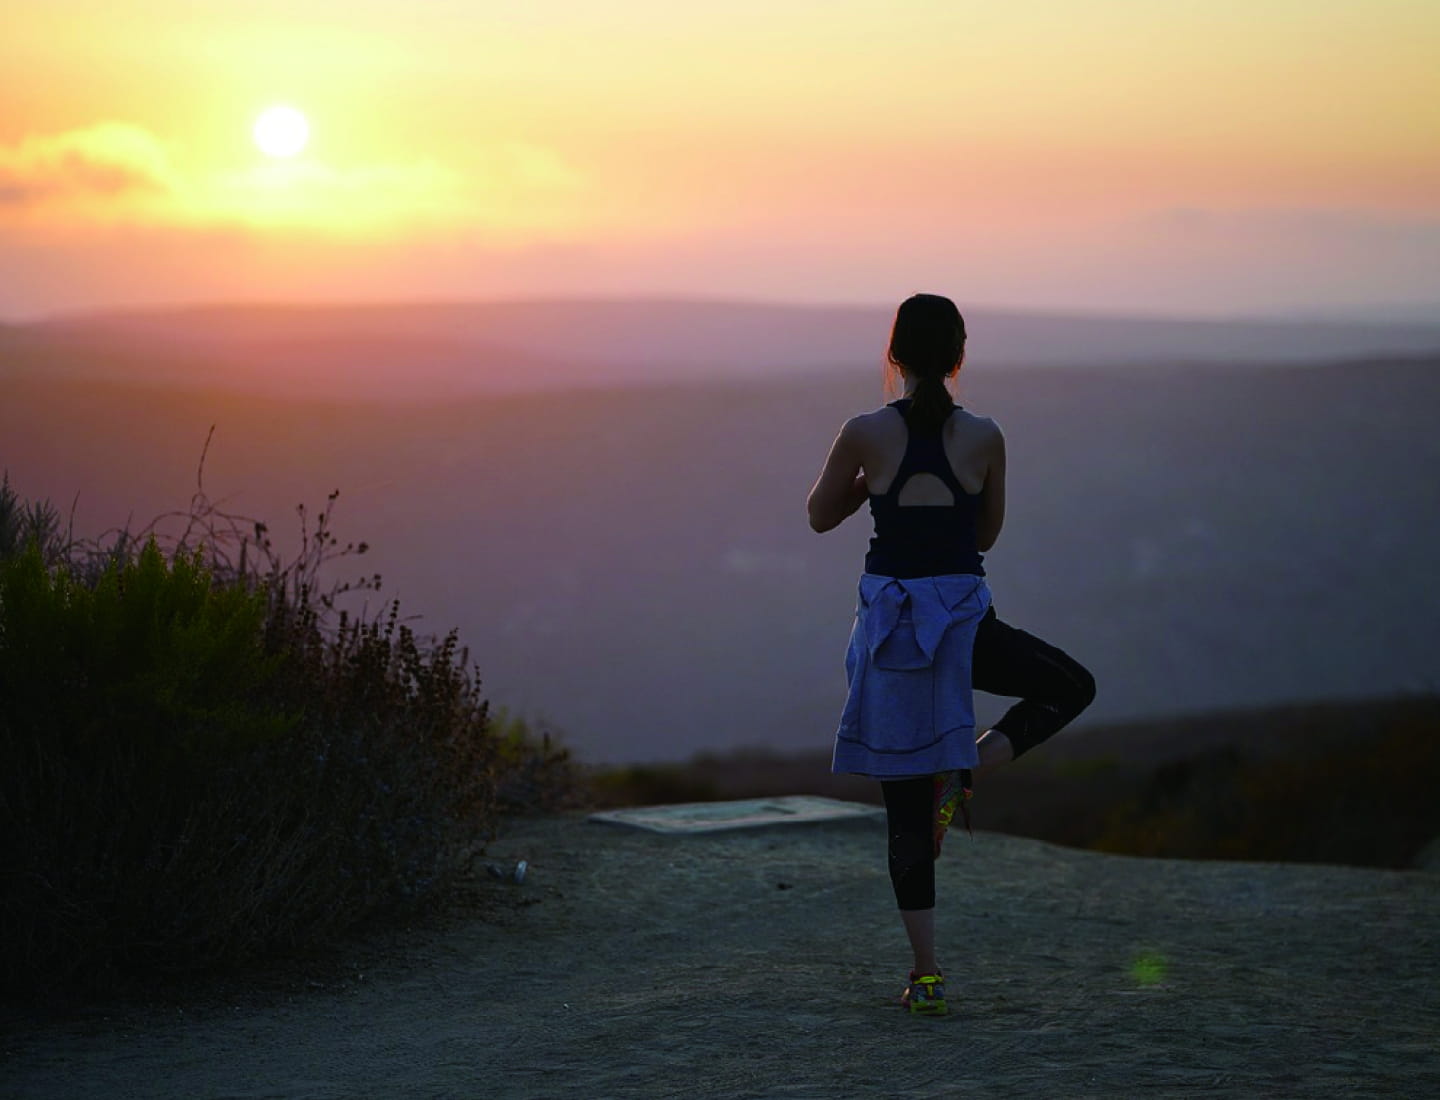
[
  {"x1": 587, "y1": 762, "x2": 721, "y2": 807},
  {"x1": 1088, "y1": 700, "x2": 1440, "y2": 867},
  {"x1": 0, "y1": 451, "x2": 579, "y2": 998}
]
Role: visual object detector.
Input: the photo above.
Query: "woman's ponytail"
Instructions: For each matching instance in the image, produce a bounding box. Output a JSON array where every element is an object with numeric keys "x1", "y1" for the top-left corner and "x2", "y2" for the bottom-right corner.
[
  {"x1": 906, "y1": 371, "x2": 954, "y2": 436},
  {"x1": 886, "y1": 294, "x2": 965, "y2": 435}
]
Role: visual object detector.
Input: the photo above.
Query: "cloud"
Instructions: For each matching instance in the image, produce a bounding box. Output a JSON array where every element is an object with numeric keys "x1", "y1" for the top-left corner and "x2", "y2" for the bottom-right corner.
[{"x1": 0, "y1": 123, "x2": 177, "y2": 206}]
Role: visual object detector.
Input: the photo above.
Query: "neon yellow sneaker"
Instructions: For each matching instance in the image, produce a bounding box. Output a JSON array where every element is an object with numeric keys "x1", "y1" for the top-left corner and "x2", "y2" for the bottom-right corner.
[
  {"x1": 933, "y1": 770, "x2": 973, "y2": 859},
  {"x1": 900, "y1": 970, "x2": 948, "y2": 1016}
]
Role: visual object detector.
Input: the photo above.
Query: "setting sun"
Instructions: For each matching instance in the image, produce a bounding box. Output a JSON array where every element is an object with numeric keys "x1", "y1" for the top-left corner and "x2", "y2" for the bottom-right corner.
[{"x1": 252, "y1": 105, "x2": 309, "y2": 159}]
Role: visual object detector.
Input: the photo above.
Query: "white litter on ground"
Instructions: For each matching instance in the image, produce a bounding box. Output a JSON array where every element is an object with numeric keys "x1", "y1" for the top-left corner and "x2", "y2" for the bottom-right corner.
[{"x1": 588, "y1": 795, "x2": 883, "y2": 835}]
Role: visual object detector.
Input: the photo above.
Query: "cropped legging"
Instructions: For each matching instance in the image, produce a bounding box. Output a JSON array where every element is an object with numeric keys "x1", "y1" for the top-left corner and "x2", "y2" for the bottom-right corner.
[{"x1": 882, "y1": 604, "x2": 1096, "y2": 911}]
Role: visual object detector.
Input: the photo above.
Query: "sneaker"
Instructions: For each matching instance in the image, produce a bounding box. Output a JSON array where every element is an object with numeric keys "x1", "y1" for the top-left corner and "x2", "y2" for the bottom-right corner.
[
  {"x1": 933, "y1": 769, "x2": 974, "y2": 858},
  {"x1": 900, "y1": 969, "x2": 948, "y2": 1016}
]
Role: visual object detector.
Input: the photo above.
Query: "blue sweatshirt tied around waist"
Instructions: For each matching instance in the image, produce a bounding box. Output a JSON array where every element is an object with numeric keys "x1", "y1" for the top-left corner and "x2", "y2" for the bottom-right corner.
[{"x1": 832, "y1": 572, "x2": 992, "y2": 778}]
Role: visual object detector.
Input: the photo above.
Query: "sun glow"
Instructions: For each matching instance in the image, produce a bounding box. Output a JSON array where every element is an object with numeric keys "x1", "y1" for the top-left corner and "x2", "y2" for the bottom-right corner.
[{"x1": 252, "y1": 105, "x2": 310, "y2": 159}]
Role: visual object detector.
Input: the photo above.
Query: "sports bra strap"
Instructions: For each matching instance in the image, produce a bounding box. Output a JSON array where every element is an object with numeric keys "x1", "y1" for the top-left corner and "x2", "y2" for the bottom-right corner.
[{"x1": 882, "y1": 400, "x2": 966, "y2": 501}]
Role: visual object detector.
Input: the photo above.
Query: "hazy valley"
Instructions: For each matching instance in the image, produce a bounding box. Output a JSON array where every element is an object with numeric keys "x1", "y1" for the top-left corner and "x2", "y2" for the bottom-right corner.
[{"x1": 3, "y1": 302, "x2": 1438, "y2": 763}]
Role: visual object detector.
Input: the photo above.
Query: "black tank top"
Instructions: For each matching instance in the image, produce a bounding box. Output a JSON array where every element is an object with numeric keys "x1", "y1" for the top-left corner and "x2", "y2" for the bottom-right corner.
[{"x1": 864, "y1": 399, "x2": 985, "y2": 579}]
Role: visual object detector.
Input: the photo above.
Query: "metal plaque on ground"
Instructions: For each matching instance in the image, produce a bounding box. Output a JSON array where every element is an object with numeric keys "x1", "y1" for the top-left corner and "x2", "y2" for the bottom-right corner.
[{"x1": 588, "y1": 795, "x2": 883, "y2": 835}]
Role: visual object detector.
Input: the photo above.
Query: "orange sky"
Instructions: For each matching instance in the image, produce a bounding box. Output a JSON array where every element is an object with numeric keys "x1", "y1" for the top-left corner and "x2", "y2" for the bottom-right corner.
[{"x1": 2, "y1": 0, "x2": 1437, "y2": 318}]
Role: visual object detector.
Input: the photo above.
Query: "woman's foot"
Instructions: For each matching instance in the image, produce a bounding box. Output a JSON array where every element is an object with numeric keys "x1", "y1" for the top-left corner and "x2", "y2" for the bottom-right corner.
[
  {"x1": 933, "y1": 770, "x2": 973, "y2": 858},
  {"x1": 900, "y1": 969, "x2": 949, "y2": 1016}
]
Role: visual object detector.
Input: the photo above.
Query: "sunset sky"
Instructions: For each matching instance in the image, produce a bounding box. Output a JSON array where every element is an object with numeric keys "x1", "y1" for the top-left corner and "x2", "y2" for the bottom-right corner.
[{"x1": 2, "y1": 0, "x2": 1437, "y2": 319}]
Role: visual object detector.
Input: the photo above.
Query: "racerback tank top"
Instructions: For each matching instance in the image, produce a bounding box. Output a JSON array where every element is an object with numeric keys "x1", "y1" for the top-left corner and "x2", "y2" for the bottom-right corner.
[{"x1": 864, "y1": 399, "x2": 985, "y2": 579}]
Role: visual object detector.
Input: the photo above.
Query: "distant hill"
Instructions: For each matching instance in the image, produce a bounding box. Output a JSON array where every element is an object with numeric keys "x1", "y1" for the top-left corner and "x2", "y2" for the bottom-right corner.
[
  {"x1": 5, "y1": 298, "x2": 1440, "y2": 401},
  {"x1": 2, "y1": 340, "x2": 1437, "y2": 764}
]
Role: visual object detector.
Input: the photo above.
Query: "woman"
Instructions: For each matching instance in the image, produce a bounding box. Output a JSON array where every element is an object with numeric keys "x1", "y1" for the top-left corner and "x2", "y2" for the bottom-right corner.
[{"x1": 806, "y1": 293, "x2": 1095, "y2": 1017}]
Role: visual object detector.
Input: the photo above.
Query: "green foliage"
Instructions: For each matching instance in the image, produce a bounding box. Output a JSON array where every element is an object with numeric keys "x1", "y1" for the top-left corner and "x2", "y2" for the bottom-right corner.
[
  {"x1": 0, "y1": 472, "x2": 69, "y2": 565},
  {"x1": 587, "y1": 763, "x2": 720, "y2": 807},
  {"x1": 2, "y1": 538, "x2": 297, "y2": 759},
  {"x1": 487, "y1": 708, "x2": 587, "y2": 815},
  {"x1": 0, "y1": 465, "x2": 576, "y2": 997},
  {"x1": 0, "y1": 536, "x2": 304, "y2": 992}
]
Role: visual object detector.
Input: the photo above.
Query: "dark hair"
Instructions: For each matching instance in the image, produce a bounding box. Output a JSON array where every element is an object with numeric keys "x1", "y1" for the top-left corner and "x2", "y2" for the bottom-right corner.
[{"x1": 886, "y1": 293, "x2": 966, "y2": 435}]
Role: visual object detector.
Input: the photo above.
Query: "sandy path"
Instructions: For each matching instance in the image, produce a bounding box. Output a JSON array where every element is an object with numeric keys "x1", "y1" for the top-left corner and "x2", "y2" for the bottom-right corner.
[{"x1": 5, "y1": 813, "x2": 1440, "y2": 1099}]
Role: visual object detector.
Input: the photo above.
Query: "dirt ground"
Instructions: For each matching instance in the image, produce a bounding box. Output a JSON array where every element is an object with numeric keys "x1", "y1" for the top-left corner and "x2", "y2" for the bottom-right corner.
[{"x1": 5, "y1": 812, "x2": 1440, "y2": 1099}]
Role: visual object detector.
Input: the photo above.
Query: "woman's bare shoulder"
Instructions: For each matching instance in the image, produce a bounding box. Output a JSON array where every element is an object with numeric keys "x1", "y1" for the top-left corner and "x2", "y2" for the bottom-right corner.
[
  {"x1": 843, "y1": 405, "x2": 904, "y2": 437},
  {"x1": 954, "y1": 407, "x2": 1004, "y2": 437}
]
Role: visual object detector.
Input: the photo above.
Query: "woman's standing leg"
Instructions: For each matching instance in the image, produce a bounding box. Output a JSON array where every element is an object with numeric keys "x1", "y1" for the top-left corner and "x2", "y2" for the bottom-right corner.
[
  {"x1": 881, "y1": 777, "x2": 940, "y2": 975},
  {"x1": 971, "y1": 605, "x2": 1096, "y2": 775}
]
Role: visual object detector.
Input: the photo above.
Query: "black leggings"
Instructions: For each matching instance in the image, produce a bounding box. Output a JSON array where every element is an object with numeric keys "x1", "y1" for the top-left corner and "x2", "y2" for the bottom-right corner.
[{"x1": 882, "y1": 605, "x2": 1096, "y2": 911}]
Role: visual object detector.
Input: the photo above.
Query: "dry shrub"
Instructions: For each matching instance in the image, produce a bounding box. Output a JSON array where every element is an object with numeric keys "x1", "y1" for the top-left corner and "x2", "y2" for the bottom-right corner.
[{"x1": 0, "y1": 452, "x2": 576, "y2": 997}]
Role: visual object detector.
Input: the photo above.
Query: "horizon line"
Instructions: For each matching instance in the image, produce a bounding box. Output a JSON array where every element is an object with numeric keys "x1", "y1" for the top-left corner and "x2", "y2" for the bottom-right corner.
[{"x1": 7, "y1": 293, "x2": 1440, "y2": 330}]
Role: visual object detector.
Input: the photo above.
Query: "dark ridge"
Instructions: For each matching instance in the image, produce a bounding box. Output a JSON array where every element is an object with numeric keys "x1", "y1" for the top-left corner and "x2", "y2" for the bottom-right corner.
[{"x1": 588, "y1": 695, "x2": 1440, "y2": 871}]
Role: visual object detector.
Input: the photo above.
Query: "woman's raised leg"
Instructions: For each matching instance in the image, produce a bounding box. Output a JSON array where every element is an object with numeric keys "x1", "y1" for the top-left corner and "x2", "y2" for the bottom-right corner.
[{"x1": 971, "y1": 605, "x2": 1096, "y2": 774}]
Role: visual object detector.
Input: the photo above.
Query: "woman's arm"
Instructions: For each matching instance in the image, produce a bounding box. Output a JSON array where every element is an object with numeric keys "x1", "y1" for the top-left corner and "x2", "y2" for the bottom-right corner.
[
  {"x1": 976, "y1": 421, "x2": 1006, "y2": 552},
  {"x1": 807, "y1": 418, "x2": 869, "y2": 533}
]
